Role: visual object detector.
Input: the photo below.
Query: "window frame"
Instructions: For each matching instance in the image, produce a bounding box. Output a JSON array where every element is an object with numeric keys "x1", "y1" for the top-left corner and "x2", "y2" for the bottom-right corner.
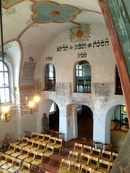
[
  {"x1": 75, "y1": 60, "x2": 91, "y2": 93},
  {"x1": 45, "y1": 63, "x2": 55, "y2": 91},
  {"x1": 0, "y1": 60, "x2": 10, "y2": 104}
]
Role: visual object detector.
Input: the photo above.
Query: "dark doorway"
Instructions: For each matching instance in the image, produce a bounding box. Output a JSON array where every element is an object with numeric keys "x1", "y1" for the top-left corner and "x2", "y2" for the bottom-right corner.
[
  {"x1": 77, "y1": 105, "x2": 93, "y2": 139},
  {"x1": 49, "y1": 104, "x2": 59, "y2": 131}
]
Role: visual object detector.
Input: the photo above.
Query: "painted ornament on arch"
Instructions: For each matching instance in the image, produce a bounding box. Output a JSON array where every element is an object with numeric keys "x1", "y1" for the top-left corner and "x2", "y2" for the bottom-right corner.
[
  {"x1": 69, "y1": 24, "x2": 91, "y2": 43},
  {"x1": 2, "y1": 0, "x2": 24, "y2": 9},
  {"x1": 4, "y1": 43, "x2": 12, "y2": 50}
]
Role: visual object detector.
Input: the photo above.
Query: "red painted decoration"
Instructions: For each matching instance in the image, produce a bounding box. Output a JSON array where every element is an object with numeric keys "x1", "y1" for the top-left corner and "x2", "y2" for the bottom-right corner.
[
  {"x1": 50, "y1": 11, "x2": 60, "y2": 16},
  {"x1": 76, "y1": 30, "x2": 83, "y2": 38}
]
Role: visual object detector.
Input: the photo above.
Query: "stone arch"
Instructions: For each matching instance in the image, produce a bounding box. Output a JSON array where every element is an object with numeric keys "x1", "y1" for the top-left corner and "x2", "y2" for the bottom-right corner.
[
  {"x1": 37, "y1": 98, "x2": 59, "y2": 132},
  {"x1": 105, "y1": 100, "x2": 126, "y2": 144},
  {"x1": 4, "y1": 41, "x2": 22, "y2": 86},
  {"x1": 67, "y1": 103, "x2": 93, "y2": 140}
]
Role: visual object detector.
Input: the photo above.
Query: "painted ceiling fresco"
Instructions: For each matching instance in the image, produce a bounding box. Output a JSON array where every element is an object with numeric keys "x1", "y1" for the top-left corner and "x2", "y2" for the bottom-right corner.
[
  {"x1": 2, "y1": 0, "x2": 24, "y2": 9},
  {"x1": 0, "y1": 0, "x2": 104, "y2": 66},
  {"x1": 31, "y1": 1, "x2": 81, "y2": 23},
  {"x1": 2, "y1": 1, "x2": 81, "y2": 23}
]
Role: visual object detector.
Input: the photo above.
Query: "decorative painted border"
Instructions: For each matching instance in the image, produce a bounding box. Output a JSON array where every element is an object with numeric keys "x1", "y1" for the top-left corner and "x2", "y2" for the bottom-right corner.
[{"x1": 2, "y1": 0, "x2": 24, "y2": 10}]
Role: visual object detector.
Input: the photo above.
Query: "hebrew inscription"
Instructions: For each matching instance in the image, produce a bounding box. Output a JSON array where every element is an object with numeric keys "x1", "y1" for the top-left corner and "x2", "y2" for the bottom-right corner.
[{"x1": 21, "y1": 62, "x2": 36, "y2": 84}]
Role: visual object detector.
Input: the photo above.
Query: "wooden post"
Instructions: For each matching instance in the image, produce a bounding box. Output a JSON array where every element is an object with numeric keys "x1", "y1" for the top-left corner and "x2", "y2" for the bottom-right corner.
[{"x1": 98, "y1": 0, "x2": 130, "y2": 128}]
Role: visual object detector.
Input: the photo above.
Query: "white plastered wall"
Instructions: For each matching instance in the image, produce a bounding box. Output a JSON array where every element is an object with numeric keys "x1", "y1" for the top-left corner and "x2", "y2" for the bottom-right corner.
[
  {"x1": 0, "y1": 23, "x2": 123, "y2": 143},
  {"x1": 34, "y1": 23, "x2": 125, "y2": 142},
  {"x1": 0, "y1": 22, "x2": 123, "y2": 143}
]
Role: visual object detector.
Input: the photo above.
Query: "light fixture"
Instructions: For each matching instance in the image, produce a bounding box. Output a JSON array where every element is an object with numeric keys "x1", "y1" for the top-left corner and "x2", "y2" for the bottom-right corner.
[
  {"x1": 1, "y1": 103, "x2": 10, "y2": 113},
  {"x1": 28, "y1": 95, "x2": 41, "y2": 114},
  {"x1": 123, "y1": 106, "x2": 127, "y2": 113},
  {"x1": 0, "y1": 93, "x2": 41, "y2": 122},
  {"x1": 34, "y1": 95, "x2": 41, "y2": 103},
  {"x1": 1, "y1": 112, "x2": 11, "y2": 122},
  {"x1": 0, "y1": 1, "x2": 41, "y2": 122}
]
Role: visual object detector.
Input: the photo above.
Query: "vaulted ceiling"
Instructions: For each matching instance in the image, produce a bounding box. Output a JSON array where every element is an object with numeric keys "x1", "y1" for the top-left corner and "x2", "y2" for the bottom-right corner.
[{"x1": 1, "y1": 0, "x2": 105, "y2": 62}]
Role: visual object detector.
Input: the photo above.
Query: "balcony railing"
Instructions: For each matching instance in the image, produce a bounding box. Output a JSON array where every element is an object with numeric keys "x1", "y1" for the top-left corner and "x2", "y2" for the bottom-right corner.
[
  {"x1": 44, "y1": 76, "x2": 122, "y2": 94},
  {"x1": 75, "y1": 76, "x2": 91, "y2": 93},
  {"x1": 45, "y1": 77, "x2": 55, "y2": 91}
]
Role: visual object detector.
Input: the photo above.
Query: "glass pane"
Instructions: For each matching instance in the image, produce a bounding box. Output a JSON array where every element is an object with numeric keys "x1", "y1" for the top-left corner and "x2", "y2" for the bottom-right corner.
[
  {"x1": 0, "y1": 61, "x2": 3, "y2": 71},
  {"x1": 49, "y1": 71, "x2": 53, "y2": 78},
  {"x1": 0, "y1": 88, "x2": 10, "y2": 103},
  {"x1": 76, "y1": 70, "x2": 78, "y2": 76},
  {"x1": 79, "y1": 65, "x2": 82, "y2": 69},
  {"x1": 4, "y1": 72, "x2": 9, "y2": 86},
  {"x1": 0, "y1": 72, "x2": 9, "y2": 87},
  {"x1": 79, "y1": 70, "x2": 82, "y2": 77},
  {"x1": 0, "y1": 61, "x2": 10, "y2": 103},
  {"x1": 0, "y1": 61, "x2": 8, "y2": 71},
  {"x1": 0, "y1": 73, "x2": 4, "y2": 86},
  {"x1": 49, "y1": 64, "x2": 54, "y2": 78},
  {"x1": 4, "y1": 64, "x2": 8, "y2": 71}
]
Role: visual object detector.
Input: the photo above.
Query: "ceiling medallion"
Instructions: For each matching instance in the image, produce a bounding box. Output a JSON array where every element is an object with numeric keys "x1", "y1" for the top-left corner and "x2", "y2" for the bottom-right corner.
[
  {"x1": 76, "y1": 30, "x2": 83, "y2": 38},
  {"x1": 31, "y1": 1, "x2": 80, "y2": 23},
  {"x1": 50, "y1": 11, "x2": 60, "y2": 16},
  {"x1": 69, "y1": 24, "x2": 91, "y2": 43}
]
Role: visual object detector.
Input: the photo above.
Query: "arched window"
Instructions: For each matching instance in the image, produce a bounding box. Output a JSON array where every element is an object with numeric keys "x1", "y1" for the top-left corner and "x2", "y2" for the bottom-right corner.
[
  {"x1": 75, "y1": 60, "x2": 91, "y2": 93},
  {"x1": 0, "y1": 60, "x2": 10, "y2": 103},
  {"x1": 115, "y1": 67, "x2": 122, "y2": 95},
  {"x1": 45, "y1": 64, "x2": 55, "y2": 91}
]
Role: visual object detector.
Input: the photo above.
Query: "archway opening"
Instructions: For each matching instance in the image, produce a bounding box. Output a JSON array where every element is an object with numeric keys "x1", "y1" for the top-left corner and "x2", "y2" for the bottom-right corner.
[
  {"x1": 77, "y1": 105, "x2": 93, "y2": 139},
  {"x1": 49, "y1": 102, "x2": 59, "y2": 132},
  {"x1": 111, "y1": 104, "x2": 128, "y2": 130},
  {"x1": 106, "y1": 104, "x2": 128, "y2": 147}
]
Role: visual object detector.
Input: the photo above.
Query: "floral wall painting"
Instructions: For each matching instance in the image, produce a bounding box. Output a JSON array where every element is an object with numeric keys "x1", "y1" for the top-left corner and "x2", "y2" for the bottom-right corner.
[{"x1": 69, "y1": 24, "x2": 91, "y2": 43}]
